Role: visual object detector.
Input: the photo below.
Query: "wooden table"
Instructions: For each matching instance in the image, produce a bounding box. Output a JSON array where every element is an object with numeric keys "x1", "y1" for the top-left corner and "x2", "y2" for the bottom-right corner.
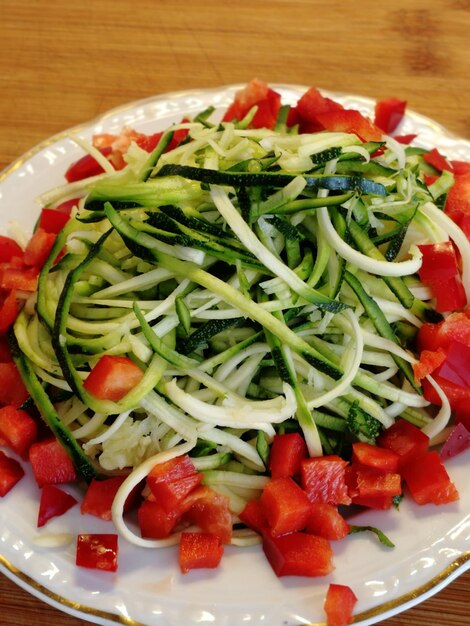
[{"x1": 1, "y1": 1, "x2": 469, "y2": 624}]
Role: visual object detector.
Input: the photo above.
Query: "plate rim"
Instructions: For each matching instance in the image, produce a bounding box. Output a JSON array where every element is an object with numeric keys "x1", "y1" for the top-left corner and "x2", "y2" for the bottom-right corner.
[{"x1": 1, "y1": 83, "x2": 469, "y2": 626}]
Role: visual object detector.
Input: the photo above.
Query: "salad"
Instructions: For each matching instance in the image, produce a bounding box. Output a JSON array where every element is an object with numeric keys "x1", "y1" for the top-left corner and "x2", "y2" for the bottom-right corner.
[{"x1": 1, "y1": 79, "x2": 470, "y2": 626}]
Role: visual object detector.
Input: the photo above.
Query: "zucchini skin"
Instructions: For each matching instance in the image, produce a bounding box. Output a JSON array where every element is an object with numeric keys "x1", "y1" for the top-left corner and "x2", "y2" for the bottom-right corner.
[{"x1": 8, "y1": 329, "x2": 98, "y2": 483}]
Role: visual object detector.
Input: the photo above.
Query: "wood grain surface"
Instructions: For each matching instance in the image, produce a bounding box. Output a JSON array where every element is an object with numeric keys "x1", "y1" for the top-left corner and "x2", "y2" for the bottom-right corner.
[{"x1": 0, "y1": 1, "x2": 469, "y2": 624}]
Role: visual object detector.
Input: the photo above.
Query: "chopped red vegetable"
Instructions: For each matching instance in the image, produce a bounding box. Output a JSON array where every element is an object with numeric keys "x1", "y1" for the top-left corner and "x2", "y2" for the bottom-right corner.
[
  {"x1": 260, "y1": 476, "x2": 312, "y2": 536},
  {"x1": 138, "y1": 499, "x2": 182, "y2": 539},
  {"x1": 0, "y1": 450, "x2": 24, "y2": 496},
  {"x1": 182, "y1": 485, "x2": 233, "y2": 544},
  {"x1": 222, "y1": 79, "x2": 282, "y2": 130},
  {"x1": 315, "y1": 109, "x2": 383, "y2": 142},
  {"x1": 324, "y1": 583, "x2": 357, "y2": 626},
  {"x1": 0, "y1": 405, "x2": 38, "y2": 457},
  {"x1": 374, "y1": 97, "x2": 406, "y2": 134},
  {"x1": 238, "y1": 498, "x2": 268, "y2": 535},
  {"x1": 29, "y1": 437, "x2": 77, "y2": 487},
  {"x1": 23, "y1": 228, "x2": 57, "y2": 268},
  {"x1": 351, "y1": 442, "x2": 400, "y2": 473},
  {"x1": 423, "y1": 148, "x2": 453, "y2": 172},
  {"x1": 83, "y1": 355, "x2": 144, "y2": 401},
  {"x1": 0, "y1": 361, "x2": 29, "y2": 406},
  {"x1": 262, "y1": 530, "x2": 334, "y2": 577},
  {"x1": 268, "y1": 432, "x2": 307, "y2": 479},
  {"x1": 81, "y1": 476, "x2": 130, "y2": 521},
  {"x1": 301, "y1": 455, "x2": 351, "y2": 505},
  {"x1": 76, "y1": 534, "x2": 118, "y2": 572},
  {"x1": 377, "y1": 419, "x2": 430, "y2": 469},
  {"x1": 0, "y1": 290, "x2": 20, "y2": 334},
  {"x1": 147, "y1": 454, "x2": 202, "y2": 511},
  {"x1": 37, "y1": 484, "x2": 78, "y2": 527},
  {"x1": 401, "y1": 451, "x2": 459, "y2": 505},
  {"x1": 305, "y1": 502, "x2": 350, "y2": 541},
  {"x1": 179, "y1": 531, "x2": 224, "y2": 574}
]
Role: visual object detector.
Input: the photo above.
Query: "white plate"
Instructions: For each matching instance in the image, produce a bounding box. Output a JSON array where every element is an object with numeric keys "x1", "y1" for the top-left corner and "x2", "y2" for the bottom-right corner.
[{"x1": 1, "y1": 85, "x2": 470, "y2": 626}]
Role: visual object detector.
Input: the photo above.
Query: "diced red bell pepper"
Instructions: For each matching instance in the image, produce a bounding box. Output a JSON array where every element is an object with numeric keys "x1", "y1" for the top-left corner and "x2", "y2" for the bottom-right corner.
[
  {"x1": 349, "y1": 493, "x2": 395, "y2": 510},
  {"x1": 0, "y1": 450, "x2": 24, "y2": 496},
  {"x1": 412, "y1": 348, "x2": 446, "y2": 382},
  {"x1": 38, "y1": 208, "x2": 72, "y2": 234},
  {"x1": 23, "y1": 228, "x2": 57, "y2": 268},
  {"x1": 417, "y1": 242, "x2": 459, "y2": 283},
  {"x1": 179, "y1": 531, "x2": 224, "y2": 574},
  {"x1": 0, "y1": 362, "x2": 29, "y2": 406},
  {"x1": 0, "y1": 336, "x2": 11, "y2": 362},
  {"x1": 374, "y1": 97, "x2": 406, "y2": 134},
  {"x1": 315, "y1": 109, "x2": 383, "y2": 142},
  {"x1": 268, "y1": 432, "x2": 307, "y2": 479},
  {"x1": 262, "y1": 530, "x2": 334, "y2": 577},
  {"x1": 238, "y1": 498, "x2": 268, "y2": 535},
  {"x1": 290, "y1": 87, "x2": 344, "y2": 133},
  {"x1": 65, "y1": 147, "x2": 114, "y2": 183},
  {"x1": 138, "y1": 499, "x2": 182, "y2": 539},
  {"x1": 445, "y1": 173, "x2": 470, "y2": 223},
  {"x1": 0, "y1": 236, "x2": 23, "y2": 263},
  {"x1": 83, "y1": 355, "x2": 144, "y2": 401},
  {"x1": 324, "y1": 583, "x2": 358, "y2": 626},
  {"x1": 260, "y1": 476, "x2": 311, "y2": 536},
  {"x1": 76, "y1": 534, "x2": 118, "y2": 572},
  {"x1": 223, "y1": 79, "x2": 282, "y2": 130},
  {"x1": 147, "y1": 454, "x2": 202, "y2": 511},
  {"x1": 29, "y1": 437, "x2": 77, "y2": 487},
  {"x1": 428, "y1": 275, "x2": 467, "y2": 313},
  {"x1": 305, "y1": 502, "x2": 350, "y2": 540},
  {"x1": 37, "y1": 484, "x2": 78, "y2": 527},
  {"x1": 377, "y1": 419, "x2": 429, "y2": 468},
  {"x1": 401, "y1": 451, "x2": 459, "y2": 505},
  {"x1": 346, "y1": 464, "x2": 402, "y2": 499},
  {"x1": 394, "y1": 134, "x2": 417, "y2": 145},
  {"x1": 417, "y1": 312, "x2": 470, "y2": 353},
  {"x1": 300, "y1": 455, "x2": 351, "y2": 505},
  {"x1": 351, "y1": 442, "x2": 401, "y2": 473},
  {"x1": 0, "y1": 405, "x2": 38, "y2": 456},
  {"x1": 0, "y1": 265, "x2": 39, "y2": 292},
  {"x1": 0, "y1": 290, "x2": 19, "y2": 334},
  {"x1": 451, "y1": 160, "x2": 470, "y2": 175},
  {"x1": 423, "y1": 148, "x2": 453, "y2": 172},
  {"x1": 182, "y1": 485, "x2": 233, "y2": 544},
  {"x1": 81, "y1": 476, "x2": 131, "y2": 520}
]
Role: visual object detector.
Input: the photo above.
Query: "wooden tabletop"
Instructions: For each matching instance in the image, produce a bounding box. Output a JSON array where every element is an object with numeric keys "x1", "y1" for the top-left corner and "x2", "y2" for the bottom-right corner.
[{"x1": 1, "y1": 1, "x2": 469, "y2": 624}]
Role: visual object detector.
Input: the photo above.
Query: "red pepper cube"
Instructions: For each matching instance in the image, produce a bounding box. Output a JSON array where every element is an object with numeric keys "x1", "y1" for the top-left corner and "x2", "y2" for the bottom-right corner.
[
  {"x1": 181, "y1": 486, "x2": 233, "y2": 545},
  {"x1": 423, "y1": 148, "x2": 453, "y2": 173},
  {"x1": 374, "y1": 97, "x2": 406, "y2": 134},
  {"x1": 81, "y1": 476, "x2": 132, "y2": 521},
  {"x1": 83, "y1": 355, "x2": 144, "y2": 401},
  {"x1": 268, "y1": 432, "x2": 307, "y2": 479},
  {"x1": 0, "y1": 236, "x2": 23, "y2": 263},
  {"x1": 260, "y1": 477, "x2": 311, "y2": 536},
  {"x1": 76, "y1": 534, "x2": 118, "y2": 572},
  {"x1": 412, "y1": 348, "x2": 447, "y2": 382},
  {"x1": 179, "y1": 531, "x2": 224, "y2": 574},
  {"x1": 147, "y1": 455, "x2": 202, "y2": 512},
  {"x1": 138, "y1": 499, "x2": 182, "y2": 539},
  {"x1": 38, "y1": 207, "x2": 72, "y2": 234},
  {"x1": 351, "y1": 442, "x2": 401, "y2": 473},
  {"x1": 350, "y1": 494, "x2": 394, "y2": 510},
  {"x1": 305, "y1": 502, "x2": 350, "y2": 541},
  {"x1": 0, "y1": 405, "x2": 38, "y2": 457},
  {"x1": 401, "y1": 451, "x2": 459, "y2": 505},
  {"x1": 238, "y1": 498, "x2": 269, "y2": 535},
  {"x1": 0, "y1": 290, "x2": 19, "y2": 334},
  {"x1": 324, "y1": 583, "x2": 358, "y2": 626},
  {"x1": 262, "y1": 530, "x2": 334, "y2": 577},
  {"x1": 0, "y1": 265, "x2": 39, "y2": 293},
  {"x1": 29, "y1": 437, "x2": 77, "y2": 487},
  {"x1": 300, "y1": 455, "x2": 351, "y2": 505},
  {"x1": 347, "y1": 464, "x2": 402, "y2": 499},
  {"x1": 429, "y1": 275, "x2": 467, "y2": 313},
  {"x1": 23, "y1": 228, "x2": 57, "y2": 269},
  {"x1": 0, "y1": 450, "x2": 24, "y2": 496},
  {"x1": 377, "y1": 419, "x2": 429, "y2": 468},
  {"x1": 0, "y1": 362, "x2": 29, "y2": 407},
  {"x1": 417, "y1": 242, "x2": 459, "y2": 283},
  {"x1": 38, "y1": 484, "x2": 78, "y2": 527},
  {"x1": 315, "y1": 109, "x2": 383, "y2": 142}
]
